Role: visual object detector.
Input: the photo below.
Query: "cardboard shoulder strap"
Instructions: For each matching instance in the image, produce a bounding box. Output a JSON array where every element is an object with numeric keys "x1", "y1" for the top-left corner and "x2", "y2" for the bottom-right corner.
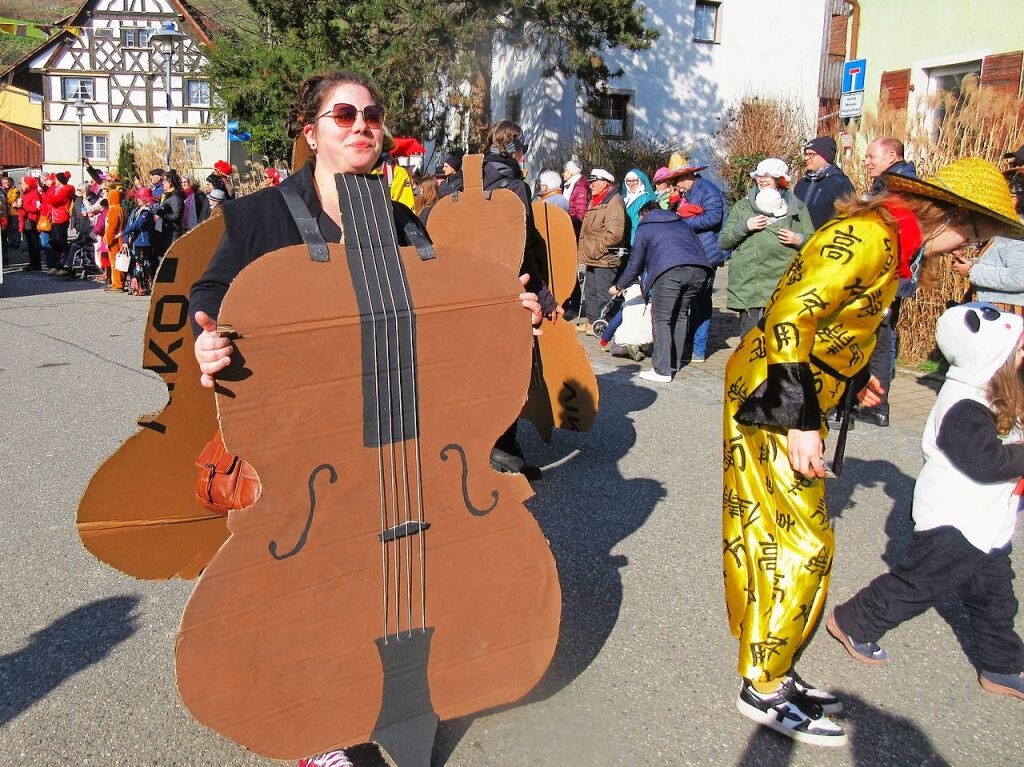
[
  {"x1": 462, "y1": 154, "x2": 483, "y2": 191},
  {"x1": 278, "y1": 184, "x2": 330, "y2": 262}
]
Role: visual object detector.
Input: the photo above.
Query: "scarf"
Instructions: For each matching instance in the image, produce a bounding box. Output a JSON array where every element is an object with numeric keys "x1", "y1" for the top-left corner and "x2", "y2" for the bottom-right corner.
[
  {"x1": 623, "y1": 173, "x2": 647, "y2": 207},
  {"x1": 881, "y1": 202, "x2": 924, "y2": 279}
]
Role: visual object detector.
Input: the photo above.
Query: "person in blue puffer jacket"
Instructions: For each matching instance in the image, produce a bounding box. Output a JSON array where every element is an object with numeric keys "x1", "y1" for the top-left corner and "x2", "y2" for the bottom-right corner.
[
  {"x1": 610, "y1": 200, "x2": 714, "y2": 382},
  {"x1": 671, "y1": 165, "x2": 729, "y2": 362},
  {"x1": 123, "y1": 188, "x2": 158, "y2": 295}
]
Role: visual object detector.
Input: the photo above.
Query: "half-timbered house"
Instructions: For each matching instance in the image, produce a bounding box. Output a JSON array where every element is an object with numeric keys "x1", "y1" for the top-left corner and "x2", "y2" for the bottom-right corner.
[{"x1": 0, "y1": 0, "x2": 226, "y2": 180}]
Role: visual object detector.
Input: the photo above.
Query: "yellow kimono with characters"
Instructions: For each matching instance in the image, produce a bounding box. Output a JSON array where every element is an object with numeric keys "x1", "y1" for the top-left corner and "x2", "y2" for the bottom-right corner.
[{"x1": 722, "y1": 209, "x2": 908, "y2": 683}]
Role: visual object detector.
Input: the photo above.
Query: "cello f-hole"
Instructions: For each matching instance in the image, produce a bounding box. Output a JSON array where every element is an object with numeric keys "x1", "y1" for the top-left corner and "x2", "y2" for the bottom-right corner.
[
  {"x1": 439, "y1": 444, "x2": 498, "y2": 517},
  {"x1": 268, "y1": 463, "x2": 338, "y2": 560}
]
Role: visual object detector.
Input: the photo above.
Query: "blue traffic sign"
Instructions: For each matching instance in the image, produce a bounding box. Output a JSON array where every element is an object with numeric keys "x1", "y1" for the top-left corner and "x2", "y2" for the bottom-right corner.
[
  {"x1": 842, "y1": 59, "x2": 867, "y2": 94},
  {"x1": 227, "y1": 120, "x2": 239, "y2": 131},
  {"x1": 228, "y1": 130, "x2": 251, "y2": 142}
]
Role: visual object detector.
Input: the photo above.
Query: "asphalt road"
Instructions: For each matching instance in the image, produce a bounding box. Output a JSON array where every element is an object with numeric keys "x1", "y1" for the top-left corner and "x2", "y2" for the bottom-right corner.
[{"x1": 1, "y1": 266, "x2": 1021, "y2": 766}]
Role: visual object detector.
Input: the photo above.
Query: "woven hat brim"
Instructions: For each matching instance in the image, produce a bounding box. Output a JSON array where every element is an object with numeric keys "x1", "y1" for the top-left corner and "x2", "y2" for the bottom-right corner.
[
  {"x1": 882, "y1": 172, "x2": 1024, "y2": 240},
  {"x1": 665, "y1": 165, "x2": 707, "y2": 181}
]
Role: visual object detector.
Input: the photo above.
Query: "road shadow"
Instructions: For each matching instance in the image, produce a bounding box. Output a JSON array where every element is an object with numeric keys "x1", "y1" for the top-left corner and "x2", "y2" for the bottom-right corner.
[
  {"x1": 0, "y1": 595, "x2": 141, "y2": 728},
  {"x1": 736, "y1": 689, "x2": 950, "y2": 766},
  {"x1": 427, "y1": 369, "x2": 662, "y2": 765},
  {"x1": 1, "y1": 269, "x2": 107, "y2": 299}
]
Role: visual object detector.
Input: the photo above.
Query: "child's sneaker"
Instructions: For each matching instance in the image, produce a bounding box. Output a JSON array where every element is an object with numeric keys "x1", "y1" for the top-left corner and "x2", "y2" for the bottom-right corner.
[
  {"x1": 787, "y1": 669, "x2": 842, "y2": 714},
  {"x1": 979, "y1": 669, "x2": 1024, "y2": 700},
  {"x1": 827, "y1": 609, "x2": 887, "y2": 665},
  {"x1": 299, "y1": 750, "x2": 354, "y2": 767},
  {"x1": 736, "y1": 678, "x2": 848, "y2": 747}
]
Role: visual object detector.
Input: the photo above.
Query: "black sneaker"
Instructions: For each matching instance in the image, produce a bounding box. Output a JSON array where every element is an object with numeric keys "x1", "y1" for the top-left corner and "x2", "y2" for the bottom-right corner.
[
  {"x1": 979, "y1": 669, "x2": 1024, "y2": 700},
  {"x1": 787, "y1": 670, "x2": 842, "y2": 714},
  {"x1": 736, "y1": 678, "x2": 848, "y2": 747},
  {"x1": 827, "y1": 609, "x2": 888, "y2": 665}
]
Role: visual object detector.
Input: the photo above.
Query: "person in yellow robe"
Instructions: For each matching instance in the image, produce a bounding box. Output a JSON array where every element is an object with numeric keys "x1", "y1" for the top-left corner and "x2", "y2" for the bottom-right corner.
[{"x1": 723, "y1": 158, "x2": 1024, "y2": 746}]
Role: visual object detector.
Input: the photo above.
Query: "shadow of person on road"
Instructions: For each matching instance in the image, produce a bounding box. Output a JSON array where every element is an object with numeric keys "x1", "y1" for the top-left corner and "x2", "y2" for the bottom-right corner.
[
  {"x1": 428, "y1": 369, "x2": 663, "y2": 765},
  {"x1": 0, "y1": 595, "x2": 141, "y2": 728},
  {"x1": 735, "y1": 689, "x2": 950, "y2": 766}
]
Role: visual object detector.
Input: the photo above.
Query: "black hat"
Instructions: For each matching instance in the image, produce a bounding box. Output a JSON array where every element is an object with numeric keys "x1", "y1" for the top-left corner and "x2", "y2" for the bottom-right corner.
[
  {"x1": 55, "y1": 171, "x2": 70, "y2": 184},
  {"x1": 803, "y1": 136, "x2": 837, "y2": 165},
  {"x1": 443, "y1": 154, "x2": 462, "y2": 172},
  {"x1": 148, "y1": 168, "x2": 165, "y2": 178}
]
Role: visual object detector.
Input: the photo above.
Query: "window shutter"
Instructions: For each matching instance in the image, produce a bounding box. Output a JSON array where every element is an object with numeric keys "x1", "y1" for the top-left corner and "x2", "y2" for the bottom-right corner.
[
  {"x1": 981, "y1": 51, "x2": 1023, "y2": 96},
  {"x1": 880, "y1": 69, "x2": 912, "y2": 109},
  {"x1": 827, "y1": 14, "x2": 847, "y2": 58}
]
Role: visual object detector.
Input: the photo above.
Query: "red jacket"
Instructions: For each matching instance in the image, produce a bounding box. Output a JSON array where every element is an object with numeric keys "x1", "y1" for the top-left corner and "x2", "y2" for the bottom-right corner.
[
  {"x1": 18, "y1": 187, "x2": 41, "y2": 232},
  {"x1": 44, "y1": 182, "x2": 75, "y2": 224},
  {"x1": 567, "y1": 176, "x2": 590, "y2": 229}
]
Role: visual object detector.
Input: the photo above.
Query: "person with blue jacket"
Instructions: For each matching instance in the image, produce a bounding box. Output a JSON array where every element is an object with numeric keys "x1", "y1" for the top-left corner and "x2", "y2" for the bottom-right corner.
[
  {"x1": 672, "y1": 164, "x2": 729, "y2": 362},
  {"x1": 622, "y1": 169, "x2": 655, "y2": 244},
  {"x1": 610, "y1": 200, "x2": 713, "y2": 382},
  {"x1": 123, "y1": 188, "x2": 158, "y2": 295}
]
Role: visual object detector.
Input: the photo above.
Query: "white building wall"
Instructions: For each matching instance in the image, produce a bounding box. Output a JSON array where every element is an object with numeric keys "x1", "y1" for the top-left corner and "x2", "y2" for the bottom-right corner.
[{"x1": 492, "y1": 0, "x2": 829, "y2": 172}]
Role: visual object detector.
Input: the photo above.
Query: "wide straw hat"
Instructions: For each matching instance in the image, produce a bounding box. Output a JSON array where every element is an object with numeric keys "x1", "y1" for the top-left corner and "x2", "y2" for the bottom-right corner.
[
  {"x1": 882, "y1": 157, "x2": 1024, "y2": 239},
  {"x1": 665, "y1": 152, "x2": 707, "y2": 182}
]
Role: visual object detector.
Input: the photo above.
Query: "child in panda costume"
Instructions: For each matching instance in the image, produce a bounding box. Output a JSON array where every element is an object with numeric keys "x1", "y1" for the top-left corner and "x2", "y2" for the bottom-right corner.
[{"x1": 828, "y1": 302, "x2": 1024, "y2": 700}]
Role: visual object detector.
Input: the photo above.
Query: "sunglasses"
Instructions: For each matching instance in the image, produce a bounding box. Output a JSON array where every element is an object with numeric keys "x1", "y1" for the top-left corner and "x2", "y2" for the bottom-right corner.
[{"x1": 316, "y1": 103, "x2": 386, "y2": 129}]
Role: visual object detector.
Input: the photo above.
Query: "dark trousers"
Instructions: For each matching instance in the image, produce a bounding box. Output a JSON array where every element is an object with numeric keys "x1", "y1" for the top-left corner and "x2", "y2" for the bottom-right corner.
[
  {"x1": 5, "y1": 223, "x2": 21, "y2": 250},
  {"x1": 50, "y1": 221, "x2": 69, "y2": 270},
  {"x1": 582, "y1": 265, "x2": 617, "y2": 322},
  {"x1": 688, "y1": 265, "x2": 716, "y2": 359},
  {"x1": 834, "y1": 526, "x2": 1024, "y2": 675},
  {"x1": 23, "y1": 229, "x2": 42, "y2": 270},
  {"x1": 866, "y1": 300, "x2": 900, "y2": 415},
  {"x1": 650, "y1": 266, "x2": 708, "y2": 375},
  {"x1": 737, "y1": 307, "x2": 764, "y2": 340}
]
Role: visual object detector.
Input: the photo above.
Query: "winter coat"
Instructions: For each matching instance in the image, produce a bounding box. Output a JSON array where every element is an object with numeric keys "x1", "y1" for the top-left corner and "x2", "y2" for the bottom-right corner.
[
  {"x1": 437, "y1": 172, "x2": 463, "y2": 199},
  {"x1": 621, "y1": 169, "x2": 656, "y2": 245},
  {"x1": 720, "y1": 186, "x2": 814, "y2": 310},
  {"x1": 678, "y1": 175, "x2": 729, "y2": 266},
  {"x1": 578, "y1": 187, "x2": 629, "y2": 268},
  {"x1": 868, "y1": 160, "x2": 918, "y2": 196},
  {"x1": 157, "y1": 189, "x2": 186, "y2": 242},
  {"x1": 564, "y1": 174, "x2": 590, "y2": 229},
  {"x1": 44, "y1": 182, "x2": 75, "y2": 225},
  {"x1": 18, "y1": 183, "x2": 41, "y2": 232},
  {"x1": 970, "y1": 236, "x2": 1024, "y2": 306},
  {"x1": 615, "y1": 209, "x2": 712, "y2": 294},
  {"x1": 793, "y1": 164, "x2": 855, "y2": 229},
  {"x1": 194, "y1": 189, "x2": 210, "y2": 224},
  {"x1": 124, "y1": 205, "x2": 156, "y2": 249}
]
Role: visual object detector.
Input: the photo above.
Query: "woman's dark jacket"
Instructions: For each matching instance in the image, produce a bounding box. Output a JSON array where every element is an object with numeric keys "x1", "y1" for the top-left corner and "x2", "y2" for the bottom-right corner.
[
  {"x1": 681, "y1": 175, "x2": 729, "y2": 266},
  {"x1": 615, "y1": 209, "x2": 713, "y2": 293},
  {"x1": 124, "y1": 206, "x2": 155, "y2": 249},
  {"x1": 190, "y1": 161, "x2": 426, "y2": 335},
  {"x1": 194, "y1": 189, "x2": 211, "y2": 224},
  {"x1": 157, "y1": 189, "x2": 186, "y2": 242}
]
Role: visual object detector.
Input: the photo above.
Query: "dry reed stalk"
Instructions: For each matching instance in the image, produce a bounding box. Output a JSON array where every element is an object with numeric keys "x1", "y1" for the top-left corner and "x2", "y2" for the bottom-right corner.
[{"x1": 131, "y1": 136, "x2": 199, "y2": 181}]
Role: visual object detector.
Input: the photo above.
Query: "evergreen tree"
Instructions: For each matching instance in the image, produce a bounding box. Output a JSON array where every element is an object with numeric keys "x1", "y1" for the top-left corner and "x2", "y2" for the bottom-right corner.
[
  {"x1": 116, "y1": 133, "x2": 139, "y2": 185},
  {"x1": 202, "y1": 1, "x2": 656, "y2": 164}
]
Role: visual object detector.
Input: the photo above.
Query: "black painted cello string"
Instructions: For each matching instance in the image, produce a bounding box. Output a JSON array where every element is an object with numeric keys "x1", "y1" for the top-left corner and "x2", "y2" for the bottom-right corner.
[
  {"x1": 357, "y1": 174, "x2": 416, "y2": 636},
  {"x1": 360, "y1": 175, "x2": 422, "y2": 633},
  {"x1": 351, "y1": 175, "x2": 403, "y2": 635},
  {"x1": 342, "y1": 174, "x2": 392, "y2": 640}
]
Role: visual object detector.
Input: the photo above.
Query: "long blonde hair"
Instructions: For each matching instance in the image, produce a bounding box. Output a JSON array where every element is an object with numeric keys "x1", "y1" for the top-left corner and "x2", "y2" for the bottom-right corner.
[
  {"x1": 987, "y1": 346, "x2": 1024, "y2": 437},
  {"x1": 834, "y1": 192, "x2": 956, "y2": 289}
]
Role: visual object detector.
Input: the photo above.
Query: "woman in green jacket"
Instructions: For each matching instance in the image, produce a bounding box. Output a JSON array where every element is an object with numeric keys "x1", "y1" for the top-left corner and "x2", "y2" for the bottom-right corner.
[{"x1": 721, "y1": 158, "x2": 814, "y2": 338}]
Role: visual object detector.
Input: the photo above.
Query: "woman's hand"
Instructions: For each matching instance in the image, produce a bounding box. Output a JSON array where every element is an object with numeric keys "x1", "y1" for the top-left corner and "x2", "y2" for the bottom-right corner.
[
  {"x1": 777, "y1": 228, "x2": 803, "y2": 247},
  {"x1": 746, "y1": 215, "x2": 769, "y2": 232},
  {"x1": 856, "y1": 375, "x2": 886, "y2": 409},
  {"x1": 787, "y1": 428, "x2": 826, "y2": 479},
  {"x1": 951, "y1": 255, "x2": 972, "y2": 278},
  {"x1": 518, "y1": 274, "x2": 544, "y2": 336},
  {"x1": 193, "y1": 310, "x2": 233, "y2": 388}
]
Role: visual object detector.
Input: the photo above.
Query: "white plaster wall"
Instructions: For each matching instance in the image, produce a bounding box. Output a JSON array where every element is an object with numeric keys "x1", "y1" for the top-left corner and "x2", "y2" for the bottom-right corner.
[{"x1": 492, "y1": 0, "x2": 829, "y2": 170}]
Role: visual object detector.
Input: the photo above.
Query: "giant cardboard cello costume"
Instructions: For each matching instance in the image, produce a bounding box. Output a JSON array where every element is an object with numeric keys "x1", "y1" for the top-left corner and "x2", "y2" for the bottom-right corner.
[{"x1": 77, "y1": 156, "x2": 563, "y2": 764}]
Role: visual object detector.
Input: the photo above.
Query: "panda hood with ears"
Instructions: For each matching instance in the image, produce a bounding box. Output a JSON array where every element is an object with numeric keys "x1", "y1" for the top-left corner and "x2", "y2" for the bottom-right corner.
[{"x1": 936, "y1": 302, "x2": 1024, "y2": 389}]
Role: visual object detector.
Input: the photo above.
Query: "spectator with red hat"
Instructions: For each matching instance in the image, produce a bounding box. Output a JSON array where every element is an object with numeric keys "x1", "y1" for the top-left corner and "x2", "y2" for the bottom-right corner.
[
  {"x1": 213, "y1": 160, "x2": 236, "y2": 200},
  {"x1": 17, "y1": 175, "x2": 43, "y2": 272},
  {"x1": 47, "y1": 172, "x2": 76, "y2": 276}
]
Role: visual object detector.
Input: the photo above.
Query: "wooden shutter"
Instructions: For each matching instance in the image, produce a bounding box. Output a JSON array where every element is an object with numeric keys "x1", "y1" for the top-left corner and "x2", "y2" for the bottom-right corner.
[
  {"x1": 827, "y1": 14, "x2": 848, "y2": 58},
  {"x1": 981, "y1": 51, "x2": 1023, "y2": 96},
  {"x1": 880, "y1": 69, "x2": 912, "y2": 109}
]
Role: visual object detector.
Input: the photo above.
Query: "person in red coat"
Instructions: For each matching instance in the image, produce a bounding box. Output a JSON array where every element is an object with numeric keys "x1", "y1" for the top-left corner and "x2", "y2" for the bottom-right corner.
[
  {"x1": 46, "y1": 172, "x2": 76, "y2": 275},
  {"x1": 17, "y1": 175, "x2": 43, "y2": 271}
]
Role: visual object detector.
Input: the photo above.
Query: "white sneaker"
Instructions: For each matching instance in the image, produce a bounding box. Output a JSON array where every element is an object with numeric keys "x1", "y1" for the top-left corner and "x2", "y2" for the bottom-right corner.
[
  {"x1": 639, "y1": 370, "x2": 672, "y2": 383},
  {"x1": 736, "y1": 678, "x2": 848, "y2": 747}
]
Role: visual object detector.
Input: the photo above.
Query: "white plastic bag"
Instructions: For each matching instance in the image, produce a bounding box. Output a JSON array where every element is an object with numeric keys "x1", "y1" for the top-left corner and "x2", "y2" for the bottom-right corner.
[
  {"x1": 114, "y1": 244, "x2": 131, "y2": 273},
  {"x1": 613, "y1": 284, "x2": 654, "y2": 346}
]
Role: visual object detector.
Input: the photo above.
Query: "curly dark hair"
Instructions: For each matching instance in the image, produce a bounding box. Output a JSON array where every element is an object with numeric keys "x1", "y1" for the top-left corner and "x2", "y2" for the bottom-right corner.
[{"x1": 286, "y1": 71, "x2": 383, "y2": 139}]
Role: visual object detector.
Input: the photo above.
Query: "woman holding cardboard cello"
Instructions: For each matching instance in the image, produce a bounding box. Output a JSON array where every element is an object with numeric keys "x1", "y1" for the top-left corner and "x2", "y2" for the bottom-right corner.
[{"x1": 187, "y1": 72, "x2": 559, "y2": 766}]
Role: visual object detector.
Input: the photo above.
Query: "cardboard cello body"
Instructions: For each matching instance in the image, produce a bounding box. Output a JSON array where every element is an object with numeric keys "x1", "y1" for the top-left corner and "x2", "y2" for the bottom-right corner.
[{"x1": 175, "y1": 165, "x2": 561, "y2": 761}]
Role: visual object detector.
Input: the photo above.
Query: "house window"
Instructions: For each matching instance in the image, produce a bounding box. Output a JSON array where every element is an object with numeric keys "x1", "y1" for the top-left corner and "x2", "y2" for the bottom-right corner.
[
  {"x1": 928, "y1": 60, "x2": 982, "y2": 133},
  {"x1": 62, "y1": 77, "x2": 95, "y2": 101},
  {"x1": 186, "y1": 80, "x2": 210, "y2": 106},
  {"x1": 121, "y1": 27, "x2": 152, "y2": 47},
  {"x1": 694, "y1": 1, "x2": 721, "y2": 43},
  {"x1": 175, "y1": 135, "x2": 200, "y2": 163},
  {"x1": 506, "y1": 90, "x2": 522, "y2": 124},
  {"x1": 83, "y1": 134, "x2": 108, "y2": 161},
  {"x1": 595, "y1": 92, "x2": 632, "y2": 139}
]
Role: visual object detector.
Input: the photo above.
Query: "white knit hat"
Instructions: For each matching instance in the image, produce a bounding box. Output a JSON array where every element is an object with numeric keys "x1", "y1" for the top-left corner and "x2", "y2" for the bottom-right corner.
[{"x1": 750, "y1": 158, "x2": 791, "y2": 182}]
